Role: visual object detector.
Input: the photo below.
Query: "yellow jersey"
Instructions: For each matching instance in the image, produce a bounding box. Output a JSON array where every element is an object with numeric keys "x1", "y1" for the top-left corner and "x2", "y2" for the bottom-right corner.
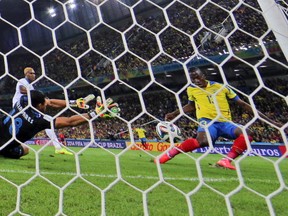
[
  {"x1": 187, "y1": 81, "x2": 239, "y2": 122},
  {"x1": 135, "y1": 128, "x2": 146, "y2": 138}
]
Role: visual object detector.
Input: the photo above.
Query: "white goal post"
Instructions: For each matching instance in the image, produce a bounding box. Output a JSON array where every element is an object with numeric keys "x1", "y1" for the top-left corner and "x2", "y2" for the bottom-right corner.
[{"x1": 258, "y1": 0, "x2": 288, "y2": 61}]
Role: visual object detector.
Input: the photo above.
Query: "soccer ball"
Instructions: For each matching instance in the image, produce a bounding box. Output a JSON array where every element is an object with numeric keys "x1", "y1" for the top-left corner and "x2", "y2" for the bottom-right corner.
[{"x1": 156, "y1": 121, "x2": 182, "y2": 142}]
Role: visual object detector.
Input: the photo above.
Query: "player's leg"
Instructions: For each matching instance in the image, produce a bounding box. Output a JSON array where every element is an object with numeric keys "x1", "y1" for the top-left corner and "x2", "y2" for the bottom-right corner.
[
  {"x1": 155, "y1": 137, "x2": 201, "y2": 164},
  {"x1": 155, "y1": 120, "x2": 217, "y2": 164},
  {"x1": 216, "y1": 123, "x2": 253, "y2": 170},
  {"x1": 21, "y1": 144, "x2": 30, "y2": 156},
  {"x1": 0, "y1": 143, "x2": 29, "y2": 159},
  {"x1": 230, "y1": 128, "x2": 253, "y2": 158},
  {"x1": 45, "y1": 129, "x2": 73, "y2": 155},
  {"x1": 141, "y1": 138, "x2": 147, "y2": 149}
]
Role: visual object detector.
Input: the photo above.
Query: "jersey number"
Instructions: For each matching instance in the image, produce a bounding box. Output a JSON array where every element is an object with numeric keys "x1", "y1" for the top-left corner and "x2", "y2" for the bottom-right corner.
[
  {"x1": 3, "y1": 110, "x2": 23, "y2": 135},
  {"x1": 9, "y1": 118, "x2": 23, "y2": 135},
  {"x1": 207, "y1": 95, "x2": 214, "y2": 104}
]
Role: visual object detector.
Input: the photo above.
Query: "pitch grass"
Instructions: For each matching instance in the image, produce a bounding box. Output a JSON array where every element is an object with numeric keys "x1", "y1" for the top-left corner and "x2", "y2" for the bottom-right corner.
[{"x1": 0, "y1": 145, "x2": 287, "y2": 216}]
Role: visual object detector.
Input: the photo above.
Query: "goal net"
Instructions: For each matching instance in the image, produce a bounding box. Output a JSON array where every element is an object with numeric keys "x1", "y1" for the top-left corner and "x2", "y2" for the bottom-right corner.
[{"x1": 0, "y1": 0, "x2": 287, "y2": 215}]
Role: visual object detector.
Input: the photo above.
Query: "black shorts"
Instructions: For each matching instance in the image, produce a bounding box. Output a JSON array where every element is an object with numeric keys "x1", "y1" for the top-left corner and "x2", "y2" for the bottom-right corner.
[{"x1": 0, "y1": 141, "x2": 24, "y2": 159}]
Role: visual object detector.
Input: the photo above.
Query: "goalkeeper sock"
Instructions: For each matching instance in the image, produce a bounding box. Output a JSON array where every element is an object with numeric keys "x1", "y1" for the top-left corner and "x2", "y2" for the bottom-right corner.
[
  {"x1": 168, "y1": 138, "x2": 200, "y2": 158},
  {"x1": 45, "y1": 129, "x2": 62, "y2": 150},
  {"x1": 227, "y1": 134, "x2": 253, "y2": 160}
]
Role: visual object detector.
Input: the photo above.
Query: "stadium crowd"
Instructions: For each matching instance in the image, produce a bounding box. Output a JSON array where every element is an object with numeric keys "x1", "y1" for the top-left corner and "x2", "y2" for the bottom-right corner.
[{"x1": 2, "y1": 0, "x2": 278, "y2": 90}]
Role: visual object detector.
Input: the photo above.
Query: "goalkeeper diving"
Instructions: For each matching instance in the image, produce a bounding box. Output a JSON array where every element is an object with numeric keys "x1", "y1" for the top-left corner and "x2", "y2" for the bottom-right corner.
[{"x1": 0, "y1": 91, "x2": 121, "y2": 159}]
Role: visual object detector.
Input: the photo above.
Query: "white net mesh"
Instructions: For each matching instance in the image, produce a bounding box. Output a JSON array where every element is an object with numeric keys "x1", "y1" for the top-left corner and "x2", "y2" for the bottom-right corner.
[{"x1": 0, "y1": 0, "x2": 287, "y2": 215}]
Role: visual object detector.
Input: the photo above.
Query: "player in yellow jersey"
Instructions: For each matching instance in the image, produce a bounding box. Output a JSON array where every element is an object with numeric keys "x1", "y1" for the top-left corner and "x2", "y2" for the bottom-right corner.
[
  {"x1": 156, "y1": 67, "x2": 282, "y2": 170},
  {"x1": 134, "y1": 127, "x2": 147, "y2": 149}
]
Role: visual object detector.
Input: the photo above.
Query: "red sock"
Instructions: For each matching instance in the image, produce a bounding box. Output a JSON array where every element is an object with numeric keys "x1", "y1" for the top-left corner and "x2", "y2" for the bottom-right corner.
[
  {"x1": 227, "y1": 134, "x2": 253, "y2": 160},
  {"x1": 168, "y1": 138, "x2": 200, "y2": 158}
]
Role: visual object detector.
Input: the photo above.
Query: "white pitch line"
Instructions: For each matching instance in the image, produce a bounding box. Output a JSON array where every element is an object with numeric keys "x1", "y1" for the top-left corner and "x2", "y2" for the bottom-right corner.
[{"x1": 0, "y1": 169, "x2": 280, "y2": 184}]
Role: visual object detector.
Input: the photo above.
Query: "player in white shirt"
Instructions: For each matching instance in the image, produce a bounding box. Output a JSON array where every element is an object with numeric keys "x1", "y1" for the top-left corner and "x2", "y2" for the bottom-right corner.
[
  {"x1": 12, "y1": 68, "x2": 36, "y2": 105},
  {"x1": 12, "y1": 67, "x2": 73, "y2": 155}
]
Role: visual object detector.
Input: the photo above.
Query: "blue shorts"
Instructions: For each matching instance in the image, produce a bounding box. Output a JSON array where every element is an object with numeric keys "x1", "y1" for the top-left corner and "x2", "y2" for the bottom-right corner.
[
  {"x1": 140, "y1": 138, "x2": 147, "y2": 143},
  {"x1": 197, "y1": 118, "x2": 239, "y2": 143}
]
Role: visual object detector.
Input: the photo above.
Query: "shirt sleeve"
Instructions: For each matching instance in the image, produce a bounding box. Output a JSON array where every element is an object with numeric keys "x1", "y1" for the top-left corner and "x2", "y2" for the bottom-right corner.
[
  {"x1": 38, "y1": 115, "x2": 55, "y2": 130},
  {"x1": 226, "y1": 86, "x2": 238, "y2": 100},
  {"x1": 187, "y1": 86, "x2": 196, "y2": 102}
]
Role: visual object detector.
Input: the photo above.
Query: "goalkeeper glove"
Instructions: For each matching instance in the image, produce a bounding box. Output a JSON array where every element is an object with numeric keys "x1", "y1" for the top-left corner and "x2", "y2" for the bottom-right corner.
[
  {"x1": 70, "y1": 94, "x2": 95, "y2": 109},
  {"x1": 88, "y1": 96, "x2": 120, "y2": 119}
]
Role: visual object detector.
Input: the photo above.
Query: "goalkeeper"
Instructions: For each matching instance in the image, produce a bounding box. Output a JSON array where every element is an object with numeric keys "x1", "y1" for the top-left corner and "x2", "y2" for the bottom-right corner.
[
  {"x1": 13, "y1": 67, "x2": 73, "y2": 155},
  {"x1": 156, "y1": 67, "x2": 283, "y2": 170},
  {"x1": 0, "y1": 90, "x2": 120, "y2": 159}
]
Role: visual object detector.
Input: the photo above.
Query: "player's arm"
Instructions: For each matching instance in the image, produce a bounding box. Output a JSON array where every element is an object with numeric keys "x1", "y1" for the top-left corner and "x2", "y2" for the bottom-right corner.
[
  {"x1": 46, "y1": 98, "x2": 67, "y2": 108},
  {"x1": 54, "y1": 96, "x2": 121, "y2": 128},
  {"x1": 19, "y1": 85, "x2": 28, "y2": 94},
  {"x1": 54, "y1": 114, "x2": 91, "y2": 128},
  {"x1": 69, "y1": 94, "x2": 95, "y2": 109},
  {"x1": 47, "y1": 94, "x2": 96, "y2": 109},
  {"x1": 165, "y1": 101, "x2": 195, "y2": 121},
  {"x1": 235, "y1": 98, "x2": 283, "y2": 127}
]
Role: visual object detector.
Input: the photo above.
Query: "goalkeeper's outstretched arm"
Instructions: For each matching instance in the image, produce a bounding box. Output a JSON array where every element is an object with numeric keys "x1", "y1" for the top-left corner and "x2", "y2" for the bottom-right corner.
[
  {"x1": 69, "y1": 94, "x2": 95, "y2": 109},
  {"x1": 46, "y1": 94, "x2": 95, "y2": 109},
  {"x1": 45, "y1": 98, "x2": 67, "y2": 108},
  {"x1": 55, "y1": 114, "x2": 91, "y2": 128},
  {"x1": 54, "y1": 96, "x2": 121, "y2": 128}
]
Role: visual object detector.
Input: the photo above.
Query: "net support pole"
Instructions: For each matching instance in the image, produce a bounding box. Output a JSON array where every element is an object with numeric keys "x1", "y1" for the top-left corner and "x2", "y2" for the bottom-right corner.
[{"x1": 257, "y1": 0, "x2": 288, "y2": 62}]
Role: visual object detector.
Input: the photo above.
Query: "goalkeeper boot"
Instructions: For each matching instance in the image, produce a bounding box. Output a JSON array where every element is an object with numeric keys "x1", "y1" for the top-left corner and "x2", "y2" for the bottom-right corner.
[
  {"x1": 216, "y1": 158, "x2": 236, "y2": 170},
  {"x1": 55, "y1": 148, "x2": 73, "y2": 156},
  {"x1": 154, "y1": 153, "x2": 172, "y2": 164}
]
